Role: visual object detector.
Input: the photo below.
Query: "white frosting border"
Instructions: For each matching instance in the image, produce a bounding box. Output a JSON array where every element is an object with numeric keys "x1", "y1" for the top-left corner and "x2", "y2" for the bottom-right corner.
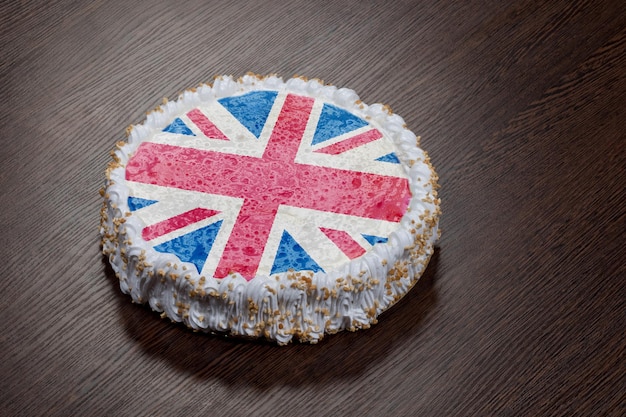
[{"x1": 100, "y1": 74, "x2": 441, "y2": 344}]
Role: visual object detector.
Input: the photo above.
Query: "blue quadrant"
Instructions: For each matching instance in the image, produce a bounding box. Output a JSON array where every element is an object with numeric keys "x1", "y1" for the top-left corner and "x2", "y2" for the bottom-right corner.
[
  {"x1": 312, "y1": 103, "x2": 369, "y2": 145},
  {"x1": 375, "y1": 152, "x2": 400, "y2": 164},
  {"x1": 271, "y1": 230, "x2": 324, "y2": 274},
  {"x1": 218, "y1": 90, "x2": 278, "y2": 138},
  {"x1": 127, "y1": 196, "x2": 158, "y2": 211},
  {"x1": 163, "y1": 117, "x2": 195, "y2": 136},
  {"x1": 153, "y1": 220, "x2": 223, "y2": 274},
  {"x1": 362, "y1": 234, "x2": 388, "y2": 246}
]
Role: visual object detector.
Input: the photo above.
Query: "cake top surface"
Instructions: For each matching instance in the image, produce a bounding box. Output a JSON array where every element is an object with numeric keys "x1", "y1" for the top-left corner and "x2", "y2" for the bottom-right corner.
[{"x1": 120, "y1": 76, "x2": 413, "y2": 281}]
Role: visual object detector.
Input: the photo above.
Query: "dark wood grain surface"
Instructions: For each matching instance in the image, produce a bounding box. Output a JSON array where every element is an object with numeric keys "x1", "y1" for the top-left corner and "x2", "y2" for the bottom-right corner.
[{"x1": 1, "y1": 1, "x2": 624, "y2": 415}]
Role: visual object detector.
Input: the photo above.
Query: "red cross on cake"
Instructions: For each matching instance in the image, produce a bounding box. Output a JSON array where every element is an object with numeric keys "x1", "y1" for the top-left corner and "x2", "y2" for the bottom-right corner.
[{"x1": 101, "y1": 74, "x2": 441, "y2": 344}]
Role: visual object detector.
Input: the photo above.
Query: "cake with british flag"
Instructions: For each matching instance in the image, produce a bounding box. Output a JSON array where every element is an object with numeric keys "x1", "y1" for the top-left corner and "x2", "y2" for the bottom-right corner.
[{"x1": 100, "y1": 74, "x2": 440, "y2": 344}]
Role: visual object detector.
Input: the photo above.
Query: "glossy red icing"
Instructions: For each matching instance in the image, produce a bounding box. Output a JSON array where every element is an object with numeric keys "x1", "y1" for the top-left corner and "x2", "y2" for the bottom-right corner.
[
  {"x1": 186, "y1": 108, "x2": 229, "y2": 140},
  {"x1": 319, "y1": 227, "x2": 367, "y2": 259}
]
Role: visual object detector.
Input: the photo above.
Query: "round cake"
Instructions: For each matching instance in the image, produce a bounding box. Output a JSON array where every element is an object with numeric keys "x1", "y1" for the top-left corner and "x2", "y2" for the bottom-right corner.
[{"x1": 100, "y1": 74, "x2": 440, "y2": 344}]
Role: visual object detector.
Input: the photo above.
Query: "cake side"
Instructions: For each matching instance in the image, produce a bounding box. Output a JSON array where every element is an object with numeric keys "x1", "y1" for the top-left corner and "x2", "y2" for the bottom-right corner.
[{"x1": 100, "y1": 74, "x2": 441, "y2": 344}]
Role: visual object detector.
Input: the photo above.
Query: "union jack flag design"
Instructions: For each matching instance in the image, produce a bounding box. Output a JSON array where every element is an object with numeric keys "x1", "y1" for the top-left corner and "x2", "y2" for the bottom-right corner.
[{"x1": 125, "y1": 91, "x2": 411, "y2": 280}]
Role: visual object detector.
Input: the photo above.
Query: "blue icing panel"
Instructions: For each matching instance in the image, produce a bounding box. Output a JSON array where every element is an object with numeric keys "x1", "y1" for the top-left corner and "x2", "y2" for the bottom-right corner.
[
  {"x1": 362, "y1": 234, "x2": 388, "y2": 246},
  {"x1": 153, "y1": 220, "x2": 223, "y2": 273},
  {"x1": 127, "y1": 196, "x2": 158, "y2": 211},
  {"x1": 218, "y1": 90, "x2": 278, "y2": 138},
  {"x1": 271, "y1": 230, "x2": 324, "y2": 274},
  {"x1": 163, "y1": 117, "x2": 195, "y2": 136},
  {"x1": 375, "y1": 152, "x2": 400, "y2": 164},
  {"x1": 312, "y1": 103, "x2": 369, "y2": 145}
]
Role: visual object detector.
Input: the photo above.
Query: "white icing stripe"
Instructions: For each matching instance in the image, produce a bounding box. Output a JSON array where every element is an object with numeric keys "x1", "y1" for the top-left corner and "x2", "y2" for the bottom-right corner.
[
  {"x1": 299, "y1": 98, "x2": 325, "y2": 150},
  {"x1": 256, "y1": 205, "x2": 403, "y2": 276},
  {"x1": 257, "y1": 206, "x2": 349, "y2": 276},
  {"x1": 256, "y1": 91, "x2": 288, "y2": 147}
]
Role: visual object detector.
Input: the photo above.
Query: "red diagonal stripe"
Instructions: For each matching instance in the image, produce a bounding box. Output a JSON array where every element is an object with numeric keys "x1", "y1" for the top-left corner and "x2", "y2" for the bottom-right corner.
[
  {"x1": 319, "y1": 227, "x2": 366, "y2": 259},
  {"x1": 141, "y1": 207, "x2": 220, "y2": 241},
  {"x1": 186, "y1": 108, "x2": 229, "y2": 140},
  {"x1": 314, "y1": 128, "x2": 382, "y2": 155}
]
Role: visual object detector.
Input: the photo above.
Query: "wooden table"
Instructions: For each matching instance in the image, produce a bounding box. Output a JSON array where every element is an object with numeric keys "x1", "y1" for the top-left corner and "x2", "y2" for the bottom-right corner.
[{"x1": 2, "y1": 1, "x2": 624, "y2": 415}]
